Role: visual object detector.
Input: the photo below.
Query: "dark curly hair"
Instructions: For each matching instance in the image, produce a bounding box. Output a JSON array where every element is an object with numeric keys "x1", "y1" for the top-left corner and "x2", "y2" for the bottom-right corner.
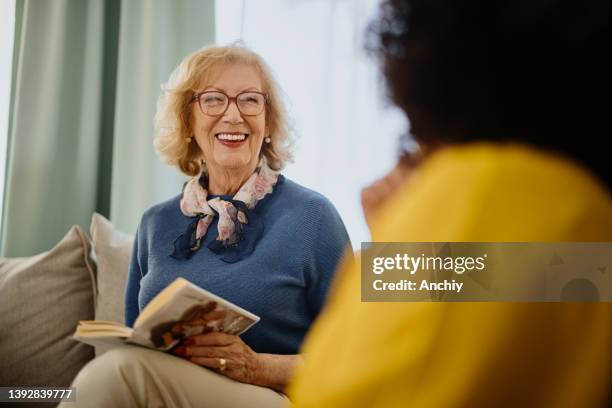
[{"x1": 367, "y1": 0, "x2": 611, "y2": 189}]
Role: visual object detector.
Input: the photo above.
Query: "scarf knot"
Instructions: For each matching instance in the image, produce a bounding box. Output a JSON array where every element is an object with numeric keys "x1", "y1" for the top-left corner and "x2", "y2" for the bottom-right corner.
[{"x1": 171, "y1": 158, "x2": 281, "y2": 263}]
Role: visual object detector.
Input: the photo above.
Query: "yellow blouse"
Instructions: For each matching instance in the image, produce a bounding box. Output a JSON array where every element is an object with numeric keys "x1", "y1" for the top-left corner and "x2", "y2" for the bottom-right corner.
[{"x1": 289, "y1": 143, "x2": 612, "y2": 408}]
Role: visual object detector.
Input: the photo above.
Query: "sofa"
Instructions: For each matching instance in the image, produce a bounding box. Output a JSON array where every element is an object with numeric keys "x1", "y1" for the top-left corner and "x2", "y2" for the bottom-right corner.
[{"x1": 0, "y1": 213, "x2": 134, "y2": 398}]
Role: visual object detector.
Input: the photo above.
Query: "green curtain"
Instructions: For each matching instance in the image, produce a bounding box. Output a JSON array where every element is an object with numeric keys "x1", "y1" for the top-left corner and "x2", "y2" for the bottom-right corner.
[
  {"x1": 1, "y1": 0, "x2": 215, "y2": 256},
  {"x1": 110, "y1": 0, "x2": 216, "y2": 235}
]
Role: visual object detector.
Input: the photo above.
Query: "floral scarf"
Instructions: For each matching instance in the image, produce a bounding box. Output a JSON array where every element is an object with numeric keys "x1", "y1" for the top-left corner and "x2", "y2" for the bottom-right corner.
[{"x1": 171, "y1": 157, "x2": 281, "y2": 262}]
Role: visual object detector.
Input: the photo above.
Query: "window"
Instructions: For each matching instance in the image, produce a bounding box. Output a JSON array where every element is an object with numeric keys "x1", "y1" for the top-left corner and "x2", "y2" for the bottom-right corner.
[{"x1": 215, "y1": 0, "x2": 408, "y2": 248}]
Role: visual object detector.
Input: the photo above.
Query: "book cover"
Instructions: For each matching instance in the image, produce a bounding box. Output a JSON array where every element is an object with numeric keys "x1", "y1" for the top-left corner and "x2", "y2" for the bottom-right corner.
[{"x1": 74, "y1": 277, "x2": 260, "y2": 351}]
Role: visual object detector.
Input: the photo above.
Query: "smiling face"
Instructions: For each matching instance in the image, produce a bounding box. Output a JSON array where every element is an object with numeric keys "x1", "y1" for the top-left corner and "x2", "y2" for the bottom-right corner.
[{"x1": 191, "y1": 63, "x2": 267, "y2": 175}]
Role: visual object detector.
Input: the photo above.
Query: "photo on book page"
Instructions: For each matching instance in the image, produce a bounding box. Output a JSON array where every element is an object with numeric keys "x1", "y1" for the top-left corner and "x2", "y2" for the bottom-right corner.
[{"x1": 150, "y1": 300, "x2": 253, "y2": 350}]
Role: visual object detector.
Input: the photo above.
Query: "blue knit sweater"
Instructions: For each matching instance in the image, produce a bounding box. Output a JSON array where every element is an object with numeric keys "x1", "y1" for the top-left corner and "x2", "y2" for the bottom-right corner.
[{"x1": 124, "y1": 176, "x2": 350, "y2": 354}]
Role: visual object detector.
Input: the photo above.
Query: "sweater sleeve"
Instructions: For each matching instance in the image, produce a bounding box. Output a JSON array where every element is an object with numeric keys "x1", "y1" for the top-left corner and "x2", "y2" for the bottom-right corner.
[
  {"x1": 124, "y1": 220, "x2": 148, "y2": 327},
  {"x1": 303, "y1": 195, "x2": 351, "y2": 318}
]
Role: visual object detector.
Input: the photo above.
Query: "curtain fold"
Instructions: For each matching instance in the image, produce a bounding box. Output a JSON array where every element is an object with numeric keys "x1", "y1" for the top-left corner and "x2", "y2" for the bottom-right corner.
[
  {"x1": 1, "y1": 0, "x2": 109, "y2": 256},
  {"x1": 1, "y1": 0, "x2": 215, "y2": 256},
  {"x1": 110, "y1": 0, "x2": 215, "y2": 235}
]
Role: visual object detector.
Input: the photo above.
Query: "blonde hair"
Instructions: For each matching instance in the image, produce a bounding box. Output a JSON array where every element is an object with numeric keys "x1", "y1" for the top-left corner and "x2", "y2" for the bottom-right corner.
[{"x1": 154, "y1": 44, "x2": 294, "y2": 176}]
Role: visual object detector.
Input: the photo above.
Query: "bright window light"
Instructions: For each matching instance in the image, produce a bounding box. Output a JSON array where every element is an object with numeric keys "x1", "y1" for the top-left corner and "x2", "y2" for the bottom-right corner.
[{"x1": 215, "y1": 0, "x2": 408, "y2": 248}]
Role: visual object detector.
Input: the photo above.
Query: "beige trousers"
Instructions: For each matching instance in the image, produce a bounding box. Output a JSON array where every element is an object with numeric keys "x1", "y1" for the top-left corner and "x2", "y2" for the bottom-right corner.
[{"x1": 58, "y1": 345, "x2": 291, "y2": 408}]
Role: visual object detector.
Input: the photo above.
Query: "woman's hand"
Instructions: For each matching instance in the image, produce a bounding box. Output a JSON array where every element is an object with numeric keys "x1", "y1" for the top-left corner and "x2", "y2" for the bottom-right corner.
[
  {"x1": 172, "y1": 332, "x2": 302, "y2": 392},
  {"x1": 361, "y1": 160, "x2": 415, "y2": 231},
  {"x1": 173, "y1": 332, "x2": 262, "y2": 385}
]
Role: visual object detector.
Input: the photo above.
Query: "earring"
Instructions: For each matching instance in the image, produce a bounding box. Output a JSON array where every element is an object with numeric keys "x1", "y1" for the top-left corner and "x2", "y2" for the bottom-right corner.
[
  {"x1": 185, "y1": 136, "x2": 193, "y2": 143},
  {"x1": 264, "y1": 137, "x2": 271, "y2": 144}
]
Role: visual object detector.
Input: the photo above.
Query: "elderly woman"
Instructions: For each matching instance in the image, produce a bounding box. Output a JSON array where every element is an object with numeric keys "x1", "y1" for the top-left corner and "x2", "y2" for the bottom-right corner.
[
  {"x1": 290, "y1": 0, "x2": 612, "y2": 407},
  {"x1": 63, "y1": 45, "x2": 350, "y2": 407}
]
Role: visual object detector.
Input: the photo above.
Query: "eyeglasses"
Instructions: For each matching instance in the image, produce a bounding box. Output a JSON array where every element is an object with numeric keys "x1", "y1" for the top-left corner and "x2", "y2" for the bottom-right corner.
[{"x1": 193, "y1": 90, "x2": 268, "y2": 117}]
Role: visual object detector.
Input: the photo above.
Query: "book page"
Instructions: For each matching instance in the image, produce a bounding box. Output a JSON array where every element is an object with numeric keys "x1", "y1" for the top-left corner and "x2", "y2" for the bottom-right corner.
[
  {"x1": 134, "y1": 278, "x2": 186, "y2": 325},
  {"x1": 75, "y1": 323, "x2": 133, "y2": 337},
  {"x1": 78, "y1": 320, "x2": 126, "y2": 327},
  {"x1": 132, "y1": 278, "x2": 260, "y2": 350}
]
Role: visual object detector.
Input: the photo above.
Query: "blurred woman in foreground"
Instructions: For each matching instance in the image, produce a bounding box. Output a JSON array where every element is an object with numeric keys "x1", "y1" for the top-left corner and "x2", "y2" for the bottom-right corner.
[{"x1": 289, "y1": 0, "x2": 612, "y2": 407}]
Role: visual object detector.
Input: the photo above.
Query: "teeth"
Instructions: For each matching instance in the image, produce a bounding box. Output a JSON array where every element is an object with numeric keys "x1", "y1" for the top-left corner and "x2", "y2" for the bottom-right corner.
[{"x1": 217, "y1": 133, "x2": 247, "y2": 141}]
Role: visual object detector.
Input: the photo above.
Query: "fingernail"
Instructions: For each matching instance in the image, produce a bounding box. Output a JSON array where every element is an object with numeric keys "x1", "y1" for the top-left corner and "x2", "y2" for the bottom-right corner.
[
  {"x1": 183, "y1": 338, "x2": 195, "y2": 346},
  {"x1": 174, "y1": 347, "x2": 186, "y2": 356}
]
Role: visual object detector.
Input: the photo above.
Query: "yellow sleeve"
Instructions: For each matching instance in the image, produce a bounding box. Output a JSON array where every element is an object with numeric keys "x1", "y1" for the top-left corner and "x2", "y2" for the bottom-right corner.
[{"x1": 291, "y1": 262, "x2": 611, "y2": 407}]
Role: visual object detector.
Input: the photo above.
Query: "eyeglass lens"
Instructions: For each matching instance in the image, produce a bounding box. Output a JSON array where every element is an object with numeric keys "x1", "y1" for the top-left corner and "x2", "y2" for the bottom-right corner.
[{"x1": 199, "y1": 91, "x2": 265, "y2": 116}]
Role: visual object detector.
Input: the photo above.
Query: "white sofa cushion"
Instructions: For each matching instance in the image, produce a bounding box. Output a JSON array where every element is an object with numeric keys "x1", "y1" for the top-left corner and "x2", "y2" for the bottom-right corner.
[{"x1": 90, "y1": 212, "x2": 134, "y2": 324}]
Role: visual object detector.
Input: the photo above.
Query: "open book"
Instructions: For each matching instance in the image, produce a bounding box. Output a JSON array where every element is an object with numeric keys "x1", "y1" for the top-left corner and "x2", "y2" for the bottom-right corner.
[{"x1": 73, "y1": 277, "x2": 260, "y2": 351}]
